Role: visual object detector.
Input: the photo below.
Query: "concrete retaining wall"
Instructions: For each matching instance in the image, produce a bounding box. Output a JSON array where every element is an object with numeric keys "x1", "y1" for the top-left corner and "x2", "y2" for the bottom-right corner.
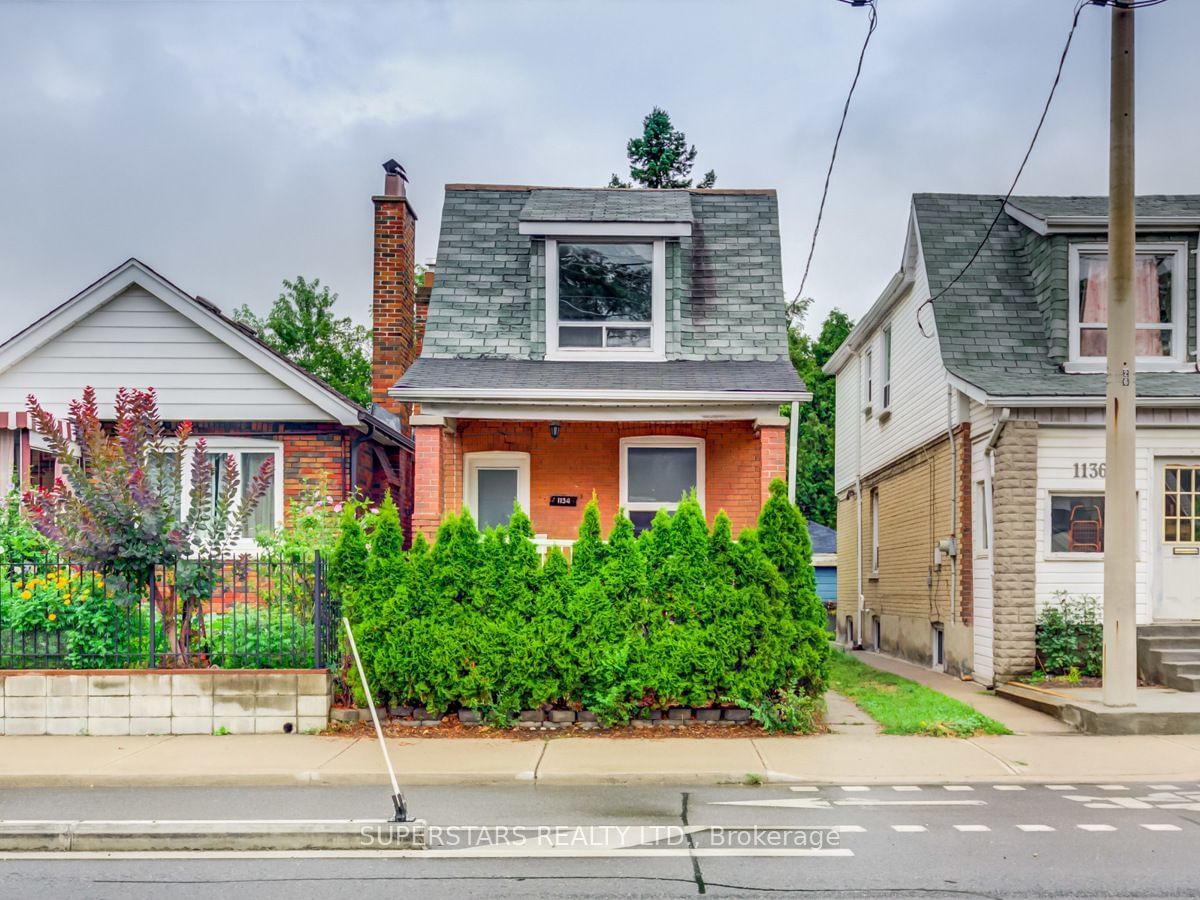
[{"x1": 0, "y1": 670, "x2": 332, "y2": 736}]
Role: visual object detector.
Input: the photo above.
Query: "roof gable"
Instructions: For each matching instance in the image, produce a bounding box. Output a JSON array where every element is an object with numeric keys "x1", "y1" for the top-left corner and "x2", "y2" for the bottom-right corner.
[{"x1": 0, "y1": 259, "x2": 366, "y2": 424}]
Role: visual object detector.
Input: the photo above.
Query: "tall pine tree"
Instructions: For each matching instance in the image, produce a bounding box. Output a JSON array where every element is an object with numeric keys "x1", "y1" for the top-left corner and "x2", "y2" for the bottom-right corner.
[{"x1": 608, "y1": 107, "x2": 716, "y2": 189}]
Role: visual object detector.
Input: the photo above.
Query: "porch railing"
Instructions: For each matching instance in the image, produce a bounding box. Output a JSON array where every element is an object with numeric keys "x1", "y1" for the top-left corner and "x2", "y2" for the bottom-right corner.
[{"x1": 0, "y1": 552, "x2": 339, "y2": 671}]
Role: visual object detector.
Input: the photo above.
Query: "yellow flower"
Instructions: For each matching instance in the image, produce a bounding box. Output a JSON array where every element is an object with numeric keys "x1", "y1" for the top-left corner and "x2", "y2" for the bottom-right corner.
[
  {"x1": 21, "y1": 590, "x2": 33, "y2": 601},
  {"x1": 63, "y1": 598, "x2": 72, "y2": 606},
  {"x1": 47, "y1": 612, "x2": 57, "y2": 621},
  {"x1": 57, "y1": 579, "x2": 69, "y2": 590}
]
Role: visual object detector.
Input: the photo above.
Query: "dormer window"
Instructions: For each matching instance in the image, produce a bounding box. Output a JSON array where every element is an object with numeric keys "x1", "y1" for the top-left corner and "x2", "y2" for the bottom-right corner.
[
  {"x1": 545, "y1": 238, "x2": 666, "y2": 360},
  {"x1": 1068, "y1": 242, "x2": 1188, "y2": 368}
]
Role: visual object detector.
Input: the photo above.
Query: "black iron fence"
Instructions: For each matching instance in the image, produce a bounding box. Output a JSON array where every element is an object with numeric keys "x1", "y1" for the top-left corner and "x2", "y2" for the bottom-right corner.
[{"x1": 0, "y1": 551, "x2": 339, "y2": 670}]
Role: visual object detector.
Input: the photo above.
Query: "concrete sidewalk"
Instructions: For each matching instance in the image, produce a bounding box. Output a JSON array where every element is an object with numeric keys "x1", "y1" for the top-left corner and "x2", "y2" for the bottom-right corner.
[{"x1": 0, "y1": 731, "x2": 1198, "y2": 787}]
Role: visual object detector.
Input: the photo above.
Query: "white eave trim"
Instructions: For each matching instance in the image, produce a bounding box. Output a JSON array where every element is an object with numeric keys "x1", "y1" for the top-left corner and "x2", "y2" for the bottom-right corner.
[
  {"x1": 391, "y1": 387, "x2": 811, "y2": 404},
  {"x1": 0, "y1": 258, "x2": 365, "y2": 428},
  {"x1": 518, "y1": 220, "x2": 693, "y2": 237},
  {"x1": 824, "y1": 268, "x2": 912, "y2": 375},
  {"x1": 1004, "y1": 202, "x2": 1200, "y2": 236},
  {"x1": 811, "y1": 553, "x2": 837, "y2": 567}
]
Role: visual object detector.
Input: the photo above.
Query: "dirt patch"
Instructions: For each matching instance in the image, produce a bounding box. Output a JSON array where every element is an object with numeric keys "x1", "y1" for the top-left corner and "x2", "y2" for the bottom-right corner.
[{"x1": 322, "y1": 713, "x2": 822, "y2": 740}]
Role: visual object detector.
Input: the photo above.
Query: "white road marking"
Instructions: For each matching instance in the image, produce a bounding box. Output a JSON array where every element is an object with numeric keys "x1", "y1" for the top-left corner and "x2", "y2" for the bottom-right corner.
[
  {"x1": 1097, "y1": 784, "x2": 1128, "y2": 791},
  {"x1": 788, "y1": 786, "x2": 820, "y2": 792},
  {"x1": 712, "y1": 797, "x2": 985, "y2": 809},
  {"x1": 954, "y1": 825, "x2": 991, "y2": 832},
  {"x1": 993, "y1": 785, "x2": 1025, "y2": 791},
  {"x1": 1017, "y1": 824, "x2": 1055, "y2": 832},
  {"x1": 892, "y1": 785, "x2": 922, "y2": 792},
  {"x1": 1078, "y1": 824, "x2": 1117, "y2": 832},
  {"x1": 1046, "y1": 785, "x2": 1076, "y2": 791},
  {"x1": 943, "y1": 785, "x2": 974, "y2": 792},
  {"x1": 835, "y1": 798, "x2": 986, "y2": 808},
  {"x1": 1150, "y1": 785, "x2": 1180, "y2": 791},
  {"x1": 891, "y1": 825, "x2": 926, "y2": 833},
  {"x1": 0, "y1": 848, "x2": 856, "y2": 860},
  {"x1": 839, "y1": 786, "x2": 870, "y2": 792},
  {"x1": 1140, "y1": 824, "x2": 1182, "y2": 832}
]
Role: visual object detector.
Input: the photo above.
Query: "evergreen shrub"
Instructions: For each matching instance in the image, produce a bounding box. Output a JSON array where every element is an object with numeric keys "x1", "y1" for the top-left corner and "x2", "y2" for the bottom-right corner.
[{"x1": 335, "y1": 479, "x2": 828, "y2": 726}]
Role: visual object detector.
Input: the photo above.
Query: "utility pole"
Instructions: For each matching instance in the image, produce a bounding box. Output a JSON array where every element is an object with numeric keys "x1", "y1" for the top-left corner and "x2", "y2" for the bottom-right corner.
[{"x1": 1103, "y1": 3, "x2": 1138, "y2": 708}]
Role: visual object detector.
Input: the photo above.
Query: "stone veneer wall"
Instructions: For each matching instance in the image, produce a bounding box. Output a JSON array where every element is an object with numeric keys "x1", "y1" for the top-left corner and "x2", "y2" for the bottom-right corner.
[
  {"x1": 0, "y1": 670, "x2": 332, "y2": 736},
  {"x1": 990, "y1": 419, "x2": 1039, "y2": 680}
]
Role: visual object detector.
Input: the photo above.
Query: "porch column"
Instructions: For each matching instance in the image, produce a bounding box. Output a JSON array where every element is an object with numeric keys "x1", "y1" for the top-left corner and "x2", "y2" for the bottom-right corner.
[
  {"x1": 412, "y1": 420, "x2": 445, "y2": 539},
  {"x1": 758, "y1": 424, "x2": 787, "y2": 506}
]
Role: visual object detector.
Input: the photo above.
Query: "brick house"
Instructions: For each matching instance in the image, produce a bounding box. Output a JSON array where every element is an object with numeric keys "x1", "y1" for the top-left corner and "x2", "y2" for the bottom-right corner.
[
  {"x1": 373, "y1": 172, "x2": 809, "y2": 544},
  {"x1": 826, "y1": 193, "x2": 1200, "y2": 687},
  {"x1": 0, "y1": 258, "x2": 412, "y2": 549}
]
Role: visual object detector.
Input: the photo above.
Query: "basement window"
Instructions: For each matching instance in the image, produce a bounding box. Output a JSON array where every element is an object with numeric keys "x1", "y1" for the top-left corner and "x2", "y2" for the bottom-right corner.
[{"x1": 546, "y1": 239, "x2": 666, "y2": 360}]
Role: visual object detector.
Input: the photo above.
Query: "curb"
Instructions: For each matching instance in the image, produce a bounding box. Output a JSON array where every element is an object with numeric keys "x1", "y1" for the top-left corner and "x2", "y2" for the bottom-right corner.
[{"x1": 0, "y1": 819, "x2": 426, "y2": 852}]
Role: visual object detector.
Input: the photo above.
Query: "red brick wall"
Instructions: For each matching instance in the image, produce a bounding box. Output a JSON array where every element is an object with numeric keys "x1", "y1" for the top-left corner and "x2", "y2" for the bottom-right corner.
[
  {"x1": 372, "y1": 194, "x2": 418, "y2": 422},
  {"x1": 758, "y1": 424, "x2": 786, "y2": 505},
  {"x1": 412, "y1": 419, "x2": 772, "y2": 540}
]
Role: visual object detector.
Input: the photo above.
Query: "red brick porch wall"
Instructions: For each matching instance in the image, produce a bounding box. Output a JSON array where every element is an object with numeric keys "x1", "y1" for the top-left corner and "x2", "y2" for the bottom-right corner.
[{"x1": 412, "y1": 419, "x2": 786, "y2": 540}]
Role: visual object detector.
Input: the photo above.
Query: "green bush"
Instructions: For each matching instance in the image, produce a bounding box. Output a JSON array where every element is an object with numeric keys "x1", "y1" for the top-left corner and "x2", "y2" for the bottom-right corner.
[
  {"x1": 334, "y1": 478, "x2": 827, "y2": 726},
  {"x1": 1036, "y1": 591, "x2": 1102, "y2": 677}
]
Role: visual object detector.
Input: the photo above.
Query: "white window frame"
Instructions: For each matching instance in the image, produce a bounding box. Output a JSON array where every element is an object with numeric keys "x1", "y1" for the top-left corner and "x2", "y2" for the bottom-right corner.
[
  {"x1": 545, "y1": 237, "x2": 667, "y2": 361},
  {"x1": 1066, "y1": 242, "x2": 1189, "y2": 371},
  {"x1": 975, "y1": 478, "x2": 991, "y2": 557},
  {"x1": 1043, "y1": 488, "x2": 1125, "y2": 560},
  {"x1": 863, "y1": 349, "x2": 874, "y2": 416},
  {"x1": 618, "y1": 436, "x2": 705, "y2": 521},
  {"x1": 870, "y1": 486, "x2": 880, "y2": 576},
  {"x1": 464, "y1": 451, "x2": 531, "y2": 529},
  {"x1": 880, "y1": 325, "x2": 893, "y2": 411},
  {"x1": 178, "y1": 437, "x2": 284, "y2": 554}
]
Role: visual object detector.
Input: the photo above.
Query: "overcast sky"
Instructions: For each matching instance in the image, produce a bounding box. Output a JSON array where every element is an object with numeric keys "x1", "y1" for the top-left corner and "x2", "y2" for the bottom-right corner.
[{"x1": 1, "y1": 0, "x2": 1197, "y2": 337}]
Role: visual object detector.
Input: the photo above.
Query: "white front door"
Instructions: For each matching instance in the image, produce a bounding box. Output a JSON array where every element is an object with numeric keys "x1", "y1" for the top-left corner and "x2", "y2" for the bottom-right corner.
[{"x1": 1156, "y1": 461, "x2": 1200, "y2": 620}]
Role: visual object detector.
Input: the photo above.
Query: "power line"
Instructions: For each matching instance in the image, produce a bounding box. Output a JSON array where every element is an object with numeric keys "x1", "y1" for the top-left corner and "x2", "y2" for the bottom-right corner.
[
  {"x1": 793, "y1": 0, "x2": 878, "y2": 313},
  {"x1": 916, "y1": 0, "x2": 1169, "y2": 333}
]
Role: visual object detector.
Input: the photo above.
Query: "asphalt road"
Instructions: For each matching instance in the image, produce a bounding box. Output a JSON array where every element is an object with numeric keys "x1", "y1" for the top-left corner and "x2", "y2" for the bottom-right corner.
[{"x1": 3, "y1": 781, "x2": 1200, "y2": 898}]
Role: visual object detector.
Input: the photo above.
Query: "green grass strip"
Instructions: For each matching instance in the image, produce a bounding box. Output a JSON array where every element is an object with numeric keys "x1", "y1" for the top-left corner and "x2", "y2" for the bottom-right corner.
[{"x1": 828, "y1": 651, "x2": 1011, "y2": 737}]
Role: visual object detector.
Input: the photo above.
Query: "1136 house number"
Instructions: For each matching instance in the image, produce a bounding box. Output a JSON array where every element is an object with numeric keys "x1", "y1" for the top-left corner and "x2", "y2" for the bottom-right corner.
[{"x1": 1073, "y1": 462, "x2": 1106, "y2": 478}]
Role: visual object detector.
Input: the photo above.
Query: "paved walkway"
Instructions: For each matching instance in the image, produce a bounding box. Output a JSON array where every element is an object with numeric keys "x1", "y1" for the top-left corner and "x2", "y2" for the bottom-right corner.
[
  {"x1": 850, "y1": 650, "x2": 1076, "y2": 735},
  {"x1": 0, "y1": 730, "x2": 1197, "y2": 787}
]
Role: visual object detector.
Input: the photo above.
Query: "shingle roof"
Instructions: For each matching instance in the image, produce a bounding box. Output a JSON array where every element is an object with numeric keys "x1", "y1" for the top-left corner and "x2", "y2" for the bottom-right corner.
[
  {"x1": 807, "y1": 520, "x2": 837, "y2": 556},
  {"x1": 394, "y1": 357, "x2": 806, "y2": 397},
  {"x1": 520, "y1": 189, "x2": 694, "y2": 223},
  {"x1": 914, "y1": 193, "x2": 1200, "y2": 399},
  {"x1": 1006, "y1": 195, "x2": 1200, "y2": 220}
]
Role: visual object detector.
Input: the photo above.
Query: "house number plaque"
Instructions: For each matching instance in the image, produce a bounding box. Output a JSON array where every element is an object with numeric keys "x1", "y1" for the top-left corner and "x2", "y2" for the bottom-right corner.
[{"x1": 549, "y1": 495, "x2": 578, "y2": 507}]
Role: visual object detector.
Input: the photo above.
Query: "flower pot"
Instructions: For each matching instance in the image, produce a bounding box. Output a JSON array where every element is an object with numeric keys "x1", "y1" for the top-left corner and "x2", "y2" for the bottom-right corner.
[
  {"x1": 548, "y1": 710, "x2": 576, "y2": 724},
  {"x1": 667, "y1": 707, "x2": 693, "y2": 721},
  {"x1": 695, "y1": 708, "x2": 722, "y2": 722},
  {"x1": 722, "y1": 708, "x2": 752, "y2": 723}
]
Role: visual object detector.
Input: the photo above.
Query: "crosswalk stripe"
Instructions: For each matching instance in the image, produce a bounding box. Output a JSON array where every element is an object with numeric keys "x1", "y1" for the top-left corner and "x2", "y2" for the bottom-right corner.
[
  {"x1": 1140, "y1": 824, "x2": 1182, "y2": 832},
  {"x1": 892, "y1": 785, "x2": 922, "y2": 792},
  {"x1": 891, "y1": 825, "x2": 926, "y2": 832},
  {"x1": 840, "y1": 786, "x2": 870, "y2": 792},
  {"x1": 944, "y1": 785, "x2": 974, "y2": 791},
  {"x1": 1017, "y1": 824, "x2": 1055, "y2": 832},
  {"x1": 954, "y1": 825, "x2": 990, "y2": 832},
  {"x1": 1078, "y1": 824, "x2": 1117, "y2": 832},
  {"x1": 993, "y1": 785, "x2": 1025, "y2": 791},
  {"x1": 1046, "y1": 785, "x2": 1076, "y2": 791}
]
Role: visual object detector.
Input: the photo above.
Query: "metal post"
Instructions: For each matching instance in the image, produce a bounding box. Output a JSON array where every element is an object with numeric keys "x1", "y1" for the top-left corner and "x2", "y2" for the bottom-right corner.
[
  {"x1": 148, "y1": 569, "x2": 157, "y2": 669},
  {"x1": 312, "y1": 551, "x2": 323, "y2": 669},
  {"x1": 343, "y1": 616, "x2": 409, "y2": 822},
  {"x1": 1103, "y1": 3, "x2": 1137, "y2": 708}
]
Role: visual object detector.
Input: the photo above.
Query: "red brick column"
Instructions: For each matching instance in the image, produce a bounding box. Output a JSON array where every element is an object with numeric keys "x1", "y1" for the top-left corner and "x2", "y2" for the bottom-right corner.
[
  {"x1": 759, "y1": 424, "x2": 787, "y2": 507},
  {"x1": 412, "y1": 424, "x2": 443, "y2": 539}
]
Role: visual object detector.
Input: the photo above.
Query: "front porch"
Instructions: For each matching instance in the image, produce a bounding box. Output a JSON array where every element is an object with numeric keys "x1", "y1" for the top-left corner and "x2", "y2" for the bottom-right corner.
[{"x1": 409, "y1": 414, "x2": 788, "y2": 541}]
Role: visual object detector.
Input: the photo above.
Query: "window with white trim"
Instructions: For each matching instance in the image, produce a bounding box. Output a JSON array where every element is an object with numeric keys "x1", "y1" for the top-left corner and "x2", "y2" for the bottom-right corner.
[
  {"x1": 870, "y1": 487, "x2": 880, "y2": 575},
  {"x1": 880, "y1": 325, "x2": 893, "y2": 410},
  {"x1": 975, "y1": 479, "x2": 991, "y2": 555},
  {"x1": 619, "y1": 436, "x2": 704, "y2": 534},
  {"x1": 546, "y1": 239, "x2": 666, "y2": 359},
  {"x1": 464, "y1": 451, "x2": 531, "y2": 532},
  {"x1": 178, "y1": 439, "x2": 282, "y2": 549},
  {"x1": 1068, "y1": 242, "x2": 1188, "y2": 367},
  {"x1": 863, "y1": 349, "x2": 874, "y2": 414}
]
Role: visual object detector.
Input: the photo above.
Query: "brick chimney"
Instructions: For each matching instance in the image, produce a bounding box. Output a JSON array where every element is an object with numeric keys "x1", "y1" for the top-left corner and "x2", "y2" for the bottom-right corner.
[
  {"x1": 372, "y1": 159, "x2": 418, "y2": 419},
  {"x1": 414, "y1": 262, "x2": 434, "y2": 358}
]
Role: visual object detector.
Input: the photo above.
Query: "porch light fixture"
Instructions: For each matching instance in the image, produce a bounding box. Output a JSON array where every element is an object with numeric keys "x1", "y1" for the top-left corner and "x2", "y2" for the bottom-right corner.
[{"x1": 548, "y1": 422, "x2": 561, "y2": 440}]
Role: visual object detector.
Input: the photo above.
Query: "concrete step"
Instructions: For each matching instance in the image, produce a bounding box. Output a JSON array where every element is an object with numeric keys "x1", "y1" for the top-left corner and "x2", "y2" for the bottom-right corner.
[
  {"x1": 1163, "y1": 671, "x2": 1200, "y2": 692},
  {"x1": 1138, "y1": 624, "x2": 1200, "y2": 638},
  {"x1": 1153, "y1": 649, "x2": 1200, "y2": 664},
  {"x1": 1161, "y1": 660, "x2": 1200, "y2": 678},
  {"x1": 1138, "y1": 635, "x2": 1200, "y2": 651}
]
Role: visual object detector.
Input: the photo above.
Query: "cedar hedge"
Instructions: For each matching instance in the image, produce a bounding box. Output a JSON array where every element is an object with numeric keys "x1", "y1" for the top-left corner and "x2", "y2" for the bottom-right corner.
[{"x1": 332, "y1": 479, "x2": 828, "y2": 726}]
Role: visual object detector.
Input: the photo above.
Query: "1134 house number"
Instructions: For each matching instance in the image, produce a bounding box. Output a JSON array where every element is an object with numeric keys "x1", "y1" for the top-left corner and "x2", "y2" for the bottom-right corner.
[{"x1": 1073, "y1": 462, "x2": 1106, "y2": 478}]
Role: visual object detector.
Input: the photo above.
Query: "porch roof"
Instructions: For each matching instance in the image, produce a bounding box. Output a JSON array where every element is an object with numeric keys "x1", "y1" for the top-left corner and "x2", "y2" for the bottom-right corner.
[{"x1": 392, "y1": 357, "x2": 808, "y2": 403}]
